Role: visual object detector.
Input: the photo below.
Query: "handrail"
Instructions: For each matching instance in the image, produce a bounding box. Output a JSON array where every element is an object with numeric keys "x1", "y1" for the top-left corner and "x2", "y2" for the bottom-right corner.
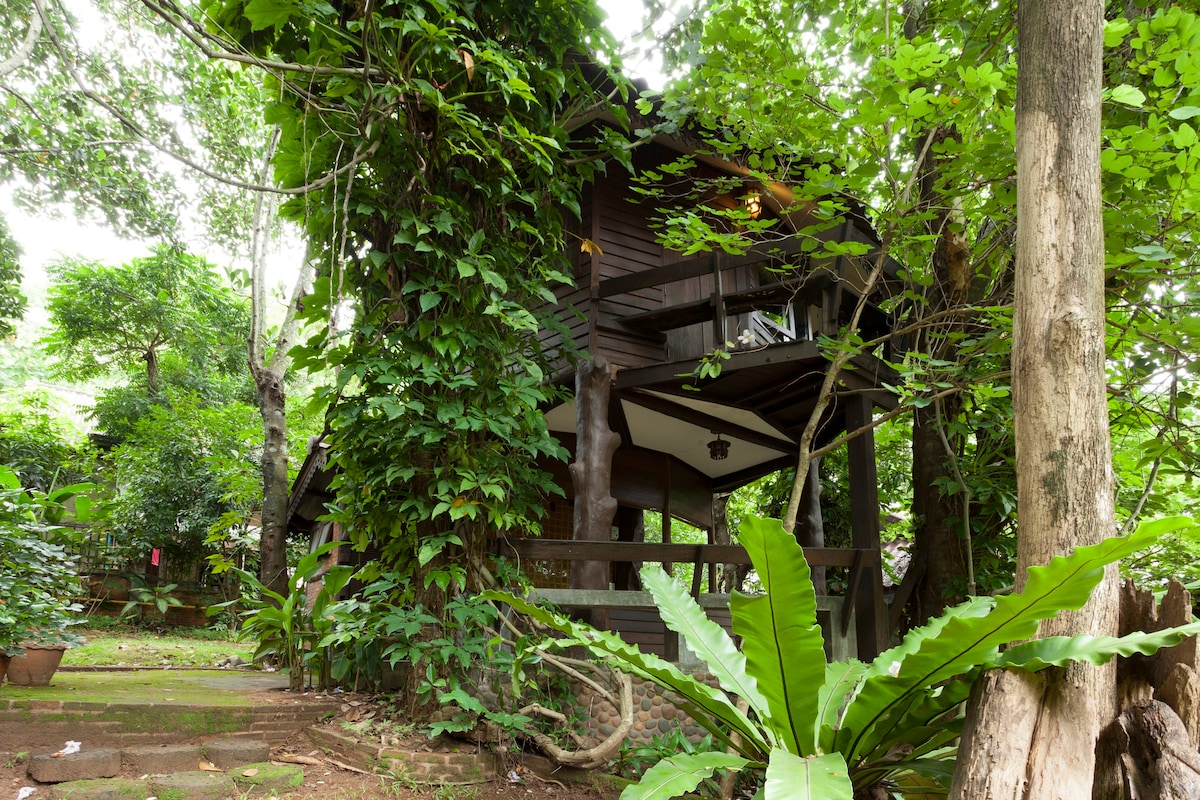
[
  {"x1": 490, "y1": 537, "x2": 879, "y2": 569},
  {"x1": 596, "y1": 237, "x2": 811, "y2": 299}
]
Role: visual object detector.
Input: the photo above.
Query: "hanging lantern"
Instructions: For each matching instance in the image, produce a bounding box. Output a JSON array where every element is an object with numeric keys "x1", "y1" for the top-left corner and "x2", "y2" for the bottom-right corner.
[{"x1": 708, "y1": 433, "x2": 730, "y2": 461}]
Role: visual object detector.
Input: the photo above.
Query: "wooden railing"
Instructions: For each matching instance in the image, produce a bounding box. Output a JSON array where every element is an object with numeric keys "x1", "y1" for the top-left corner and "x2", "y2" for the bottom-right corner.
[{"x1": 490, "y1": 537, "x2": 881, "y2": 643}]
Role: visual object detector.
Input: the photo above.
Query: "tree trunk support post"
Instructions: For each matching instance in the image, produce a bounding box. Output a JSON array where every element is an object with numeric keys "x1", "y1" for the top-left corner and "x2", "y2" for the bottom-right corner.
[
  {"x1": 568, "y1": 356, "x2": 620, "y2": 627},
  {"x1": 846, "y1": 394, "x2": 887, "y2": 660}
]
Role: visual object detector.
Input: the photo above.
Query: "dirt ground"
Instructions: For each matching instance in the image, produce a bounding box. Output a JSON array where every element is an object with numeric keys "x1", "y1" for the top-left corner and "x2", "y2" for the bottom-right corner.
[
  {"x1": 1, "y1": 750, "x2": 624, "y2": 800},
  {"x1": 1, "y1": 689, "x2": 628, "y2": 800}
]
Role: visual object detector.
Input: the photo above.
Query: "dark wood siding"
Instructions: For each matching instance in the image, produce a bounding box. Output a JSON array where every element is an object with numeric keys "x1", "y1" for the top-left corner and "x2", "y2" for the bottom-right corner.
[{"x1": 589, "y1": 152, "x2": 672, "y2": 368}]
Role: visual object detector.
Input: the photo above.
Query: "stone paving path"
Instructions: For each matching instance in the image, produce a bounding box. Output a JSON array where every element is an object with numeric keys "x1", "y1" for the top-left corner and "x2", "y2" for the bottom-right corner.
[{"x1": 22, "y1": 738, "x2": 305, "y2": 800}]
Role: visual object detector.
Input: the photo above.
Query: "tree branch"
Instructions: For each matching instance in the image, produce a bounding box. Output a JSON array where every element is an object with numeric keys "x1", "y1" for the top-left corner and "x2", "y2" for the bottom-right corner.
[
  {"x1": 34, "y1": 0, "x2": 380, "y2": 196},
  {"x1": 0, "y1": 2, "x2": 43, "y2": 78}
]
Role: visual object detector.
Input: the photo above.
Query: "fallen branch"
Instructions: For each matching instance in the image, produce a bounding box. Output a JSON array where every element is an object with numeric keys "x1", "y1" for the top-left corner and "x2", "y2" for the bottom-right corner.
[
  {"x1": 276, "y1": 754, "x2": 323, "y2": 766},
  {"x1": 328, "y1": 758, "x2": 370, "y2": 775}
]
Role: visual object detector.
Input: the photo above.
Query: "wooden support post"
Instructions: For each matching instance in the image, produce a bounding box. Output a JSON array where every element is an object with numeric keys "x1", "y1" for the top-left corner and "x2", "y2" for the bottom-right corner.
[
  {"x1": 846, "y1": 394, "x2": 887, "y2": 659},
  {"x1": 568, "y1": 356, "x2": 620, "y2": 628},
  {"x1": 712, "y1": 251, "x2": 726, "y2": 346}
]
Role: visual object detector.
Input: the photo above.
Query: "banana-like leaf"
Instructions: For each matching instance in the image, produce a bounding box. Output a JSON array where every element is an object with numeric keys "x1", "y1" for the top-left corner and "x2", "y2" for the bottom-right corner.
[
  {"x1": 836, "y1": 518, "x2": 1191, "y2": 763},
  {"x1": 817, "y1": 659, "x2": 867, "y2": 751},
  {"x1": 731, "y1": 515, "x2": 828, "y2": 756},
  {"x1": 640, "y1": 566, "x2": 773, "y2": 734},
  {"x1": 763, "y1": 748, "x2": 852, "y2": 800},
  {"x1": 619, "y1": 752, "x2": 750, "y2": 800},
  {"x1": 854, "y1": 676, "x2": 972, "y2": 765},
  {"x1": 481, "y1": 589, "x2": 770, "y2": 756},
  {"x1": 995, "y1": 621, "x2": 1200, "y2": 670}
]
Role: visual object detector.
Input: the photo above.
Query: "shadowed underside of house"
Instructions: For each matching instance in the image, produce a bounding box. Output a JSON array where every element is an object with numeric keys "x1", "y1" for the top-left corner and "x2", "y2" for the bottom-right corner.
[{"x1": 288, "y1": 130, "x2": 908, "y2": 664}]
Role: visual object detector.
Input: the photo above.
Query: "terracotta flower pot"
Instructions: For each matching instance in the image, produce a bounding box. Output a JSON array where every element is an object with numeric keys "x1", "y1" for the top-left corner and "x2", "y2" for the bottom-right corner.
[{"x1": 6, "y1": 644, "x2": 67, "y2": 686}]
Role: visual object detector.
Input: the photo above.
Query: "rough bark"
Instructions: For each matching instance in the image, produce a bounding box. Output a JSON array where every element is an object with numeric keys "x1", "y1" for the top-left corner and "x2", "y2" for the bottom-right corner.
[
  {"x1": 951, "y1": 0, "x2": 1117, "y2": 797},
  {"x1": 247, "y1": 126, "x2": 313, "y2": 598},
  {"x1": 568, "y1": 356, "x2": 620, "y2": 626},
  {"x1": 911, "y1": 398, "x2": 967, "y2": 619},
  {"x1": 793, "y1": 456, "x2": 826, "y2": 595},
  {"x1": 253, "y1": 367, "x2": 291, "y2": 596},
  {"x1": 1113, "y1": 701, "x2": 1200, "y2": 799}
]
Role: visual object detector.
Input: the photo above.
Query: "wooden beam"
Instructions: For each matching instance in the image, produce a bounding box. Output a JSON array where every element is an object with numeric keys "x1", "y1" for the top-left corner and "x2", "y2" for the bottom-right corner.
[
  {"x1": 621, "y1": 391, "x2": 795, "y2": 452},
  {"x1": 491, "y1": 537, "x2": 878, "y2": 568},
  {"x1": 612, "y1": 340, "x2": 824, "y2": 390},
  {"x1": 597, "y1": 237, "x2": 812, "y2": 299},
  {"x1": 711, "y1": 454, "x2": 797, "y2": 492},
  {"x1": 531, "y1": 588, "x2": 734, "y2": 609},
  {"x1": 620, "y1": 297, "x2": 716, "y2": 332}
]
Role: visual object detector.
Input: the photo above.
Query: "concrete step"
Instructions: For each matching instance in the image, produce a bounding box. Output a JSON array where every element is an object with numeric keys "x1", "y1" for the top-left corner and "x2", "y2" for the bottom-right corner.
[
  {"x1": 43, "y1": 763, "x2": 304, "y2": 800},
  {"x1": 28, "y1": 737, "x2": 270, "y2": 784}
]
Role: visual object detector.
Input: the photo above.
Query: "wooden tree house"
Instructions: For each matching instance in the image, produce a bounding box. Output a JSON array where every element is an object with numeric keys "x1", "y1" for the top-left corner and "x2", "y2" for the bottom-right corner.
[
  {"x1": 287, "y1": 127, "x2": 906, "y2": 664},
  {"x1": 491, "y1": 131, "x2": 906, "y2": 663}
]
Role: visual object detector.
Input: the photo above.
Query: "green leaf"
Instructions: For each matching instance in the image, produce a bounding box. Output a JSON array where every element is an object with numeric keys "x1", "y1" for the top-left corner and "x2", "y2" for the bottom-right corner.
[
  {"x1": 481, "y1": 590, "x2": 769, "y2": 756},
  {"x1": 835, "y1": 517, "x2": 1192, "y2": 763},
  {"x1": 1172, "y1": 123, "x2": 1197, "y2": 148},
  {"x1": 619, "y1": 752, "x2": 751, "y2": 800},
  {"x1": 641, "y1": 566, "x2": 772, "y2": 739},
  {"x1": 1169, "y1": 105, "x2": 1200, "y2": 120},
  {"x1": 996, "y1": 622, "x2": 1200, "y2": 670},
  {"x1": 1110, "y1": 84, "x2": 1147, "y2": 107},
  {"x1": 763, "y1": 749, "x2": 851, "y2": 800},
  {"x1": 244, "y1": 0, "x2": 296, "y2": 31},
  {"x1": 731, "y1": 515, "x2": 827, "y2": 756}
]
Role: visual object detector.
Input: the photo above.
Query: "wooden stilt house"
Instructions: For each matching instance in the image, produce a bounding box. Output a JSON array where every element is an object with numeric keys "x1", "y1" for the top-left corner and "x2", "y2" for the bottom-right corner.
[
  {"x1": 288, "y1": 124, "x2": 905, "y2": 664},
  {"x1": 490, "y1": 129, "x2": 906, "y2": 663}
]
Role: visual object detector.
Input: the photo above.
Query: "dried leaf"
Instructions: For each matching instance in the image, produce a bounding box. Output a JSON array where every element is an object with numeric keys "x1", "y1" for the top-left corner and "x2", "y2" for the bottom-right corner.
[
  {"x1": 198, "y1": 762, "x2": 221, "y2": 772},
  {"x1": 580, "y1": 238, "x2": 603, "y2": 256},
  {"x1": 459, "y1": 49, "x2": 475, "y2": 81},
  {"x1": 242, "y1": 768, "x2": 259, "y2": 777}
]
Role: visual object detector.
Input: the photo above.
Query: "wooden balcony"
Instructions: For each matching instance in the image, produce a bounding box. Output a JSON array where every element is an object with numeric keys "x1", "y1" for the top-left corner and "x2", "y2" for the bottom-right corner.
[{"x1": 490, "y1": 537, "x2": 878, "y2": 662}]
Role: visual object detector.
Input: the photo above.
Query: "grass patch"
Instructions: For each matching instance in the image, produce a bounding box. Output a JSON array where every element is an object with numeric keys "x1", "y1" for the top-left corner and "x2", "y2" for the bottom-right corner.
[
  {"x1": 62, "y1": 629, "x2": 254, "y2": 668},
  {"x1": 0, "y1": 669, "x2": 281, "y2": 706}
]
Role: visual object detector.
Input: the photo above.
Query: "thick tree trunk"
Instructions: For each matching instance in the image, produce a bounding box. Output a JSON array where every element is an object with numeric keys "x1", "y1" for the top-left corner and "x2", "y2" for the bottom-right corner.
[
  {"x1": 254, "y1": 365, "x2": 291, "y2": 597},
  {"x1": 905, "y1": 1, "x2": 974, "y2": 624},
  {"x1": 568, "y1": 356, "x2": 620, "y2": 626},
  {"x1": 951, "y1": 0, "x2": 1116, "y2": 797},
  {"x1": 911, "y1": 398, "x2": 967, "y2": 619}
]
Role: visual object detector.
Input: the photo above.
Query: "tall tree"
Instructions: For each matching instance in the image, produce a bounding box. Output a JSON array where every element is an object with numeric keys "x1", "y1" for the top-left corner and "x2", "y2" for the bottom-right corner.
[
  {"x1": 246, "y1": 129, "x2": 314, "y2": 596},
  {"x1": 951, "y1": 0, "x2": 1116, "y2": 795},
  {"x1": 136, "y1": 0, "x2": 632, "y2": 710},
  {"x1": 42, "y1": 245, "x2": 249, "y2": 399}
]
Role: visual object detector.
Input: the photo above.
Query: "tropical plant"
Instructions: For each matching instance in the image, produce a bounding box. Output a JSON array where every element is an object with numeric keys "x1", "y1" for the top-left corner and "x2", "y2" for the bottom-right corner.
[
  {"x1": 486, "y1": 514, "x2": 1199, "y2": 799},
  {"x1": 0, "y1": 465, "x2": 90, "y2": 654},
  {"x1": 211, "y1": 542, "x2": 353, "y2": 691},
  {"x1": 119, "y1": 577, "x2": 184, "y2": 624}
]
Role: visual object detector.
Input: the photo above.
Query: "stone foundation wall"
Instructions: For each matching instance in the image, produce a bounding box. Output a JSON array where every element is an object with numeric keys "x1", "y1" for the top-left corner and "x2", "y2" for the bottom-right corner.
[
  {"x1": 307, "y1": 726, "x2": 498, "y2": 784},
  {"x1": 576, "y1": 674, "x2": 719, "y2": 745}
]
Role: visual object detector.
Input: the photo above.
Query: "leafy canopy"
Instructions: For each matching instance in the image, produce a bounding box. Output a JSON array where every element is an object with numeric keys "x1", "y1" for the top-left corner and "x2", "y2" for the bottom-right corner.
[{"x1": 180, "y1": 0, "x2": 635, "y2": 579}]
